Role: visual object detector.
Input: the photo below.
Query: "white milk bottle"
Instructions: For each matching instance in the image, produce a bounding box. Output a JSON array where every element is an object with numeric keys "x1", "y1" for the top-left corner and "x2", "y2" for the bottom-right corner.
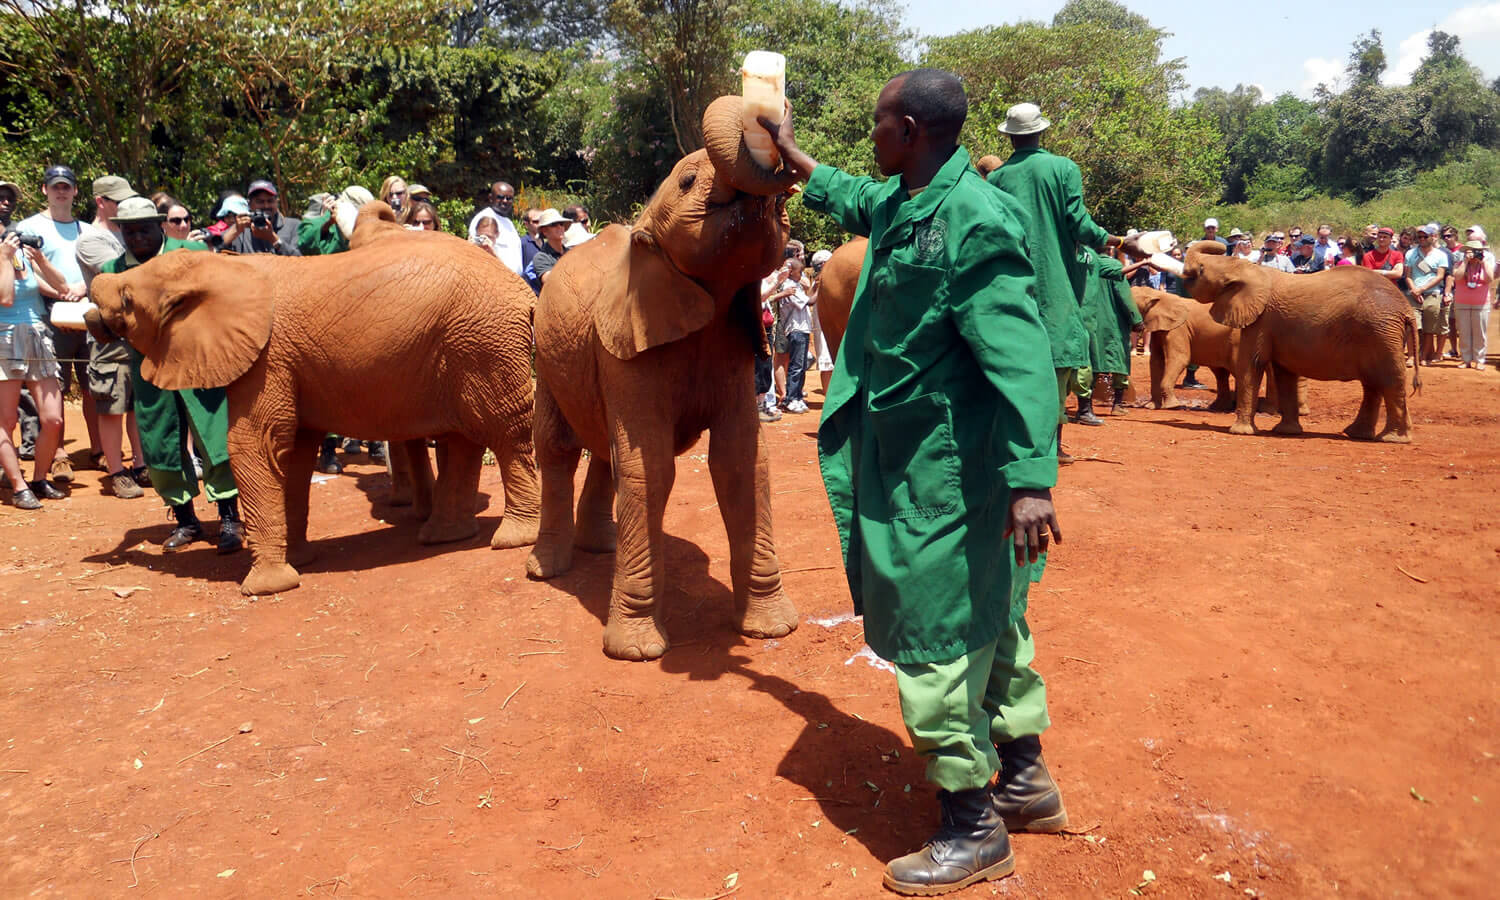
[{"x1": 741, "y1": 51, "x2": 786, "y2": 170}]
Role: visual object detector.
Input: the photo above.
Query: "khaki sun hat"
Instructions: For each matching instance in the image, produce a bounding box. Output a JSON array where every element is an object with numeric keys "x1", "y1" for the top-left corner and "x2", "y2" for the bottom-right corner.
[
  {"x1": 998, "y1": 103, "x2": 1050, "y2": 136},
  {"x1": 93, "y1": 175, "x2": 135, "y2": 202},
  {"x1": 535, "y1": 208, "x2": 570, "y2": 229},
  {"x1": 110, "y1": 196, "x2": 166, "y2": 223}
]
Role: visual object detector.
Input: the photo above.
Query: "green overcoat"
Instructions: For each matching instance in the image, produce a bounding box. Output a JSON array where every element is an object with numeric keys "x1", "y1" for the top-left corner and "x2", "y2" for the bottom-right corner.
[
  {"x1": 102, "y1": 239, "x2": 232, "y2": 474},
  {"x1": 1081, "y1": 252, "x2": 1143, "y2": 376},
  {"x1": 987, "y1": 147, "x2": 1109, "y2": 370},
  {"x1": 297, "y1": 213, "x2": 347, "y2": 256},
  {"x1": 804, "y1": 148, "x2": 1060, "y2": 665}
]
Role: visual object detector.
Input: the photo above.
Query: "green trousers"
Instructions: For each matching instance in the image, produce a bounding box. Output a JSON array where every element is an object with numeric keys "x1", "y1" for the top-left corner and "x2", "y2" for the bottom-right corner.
[
  {"x1": 147, "y1": 414, "x2": 238, "y2": 507},
  {"x1": 1068, "y1": 366, "x2": 1095, "y2": 401},
  {"x1": 1054, "y1": 368, "x2": 1072, "y2": 424},
  {"x1": 894, "y1": 617, "x2": 1050, "y2": 792}
]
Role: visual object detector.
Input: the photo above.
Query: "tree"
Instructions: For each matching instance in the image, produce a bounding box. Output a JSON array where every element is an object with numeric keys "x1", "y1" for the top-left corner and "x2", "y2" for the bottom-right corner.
[
  {"x1": 1317, "y1": 31, "x2": 1414, "y2": 199},
  {"x1": 1220, "y1": 92, "x2": 1319, "y2": 203},
  {"x1": 1406, "y1": 31, "x2": 1500, "y2": 170},
  {"x1": 607, "y1": 0, "x2": 742, "y2": 155},
  {"x1": 925, "y1": 19, "x2": 1223, "y2": 230},
  {"x1": 1051, "y1": 0, "x2": 1155, "y2": 37},
  {"x1": 448, "y1": 0, "x2": 609, "y2": 50}
]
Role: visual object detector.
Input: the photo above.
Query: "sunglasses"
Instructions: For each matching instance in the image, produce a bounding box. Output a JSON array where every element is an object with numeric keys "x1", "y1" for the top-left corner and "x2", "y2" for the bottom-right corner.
[{"x1": 168, "y1": 215, "x2": 191, "y2": 225}]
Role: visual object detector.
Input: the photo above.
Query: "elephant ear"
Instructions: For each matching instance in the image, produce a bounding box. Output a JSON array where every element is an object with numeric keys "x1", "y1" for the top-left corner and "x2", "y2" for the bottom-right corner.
[
  {"x1": 591, "y1": 226, "x2": 716, "y2": 360},
  {"x1": 1142, "y1": 295, "x2": 1190, "y2": 332},
  {"x1": 135, "y1": 251, "x2": 274, "y2": 390},
  {"x1": 1203, "y1": 259, "x2": 1267, "y2": 329}
]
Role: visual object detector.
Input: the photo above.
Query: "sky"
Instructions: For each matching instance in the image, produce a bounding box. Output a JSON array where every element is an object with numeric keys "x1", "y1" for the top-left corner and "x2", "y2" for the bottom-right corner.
[{"x1": 908, "y1": 1, "x2": 1500, "y2": 100}]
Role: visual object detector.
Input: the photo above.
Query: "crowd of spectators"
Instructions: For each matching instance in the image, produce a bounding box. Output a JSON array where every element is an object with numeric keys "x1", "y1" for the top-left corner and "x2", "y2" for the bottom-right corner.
[
  {"x1": 1130, "y1": 217, "x2": 1494, "y2": 372},
  {"x1": 2, "y1": 165, "x2": 603, "y2": 507}
]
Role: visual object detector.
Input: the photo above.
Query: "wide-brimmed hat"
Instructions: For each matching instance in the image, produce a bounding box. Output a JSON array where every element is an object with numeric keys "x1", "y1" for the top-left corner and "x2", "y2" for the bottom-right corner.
[
  {"x1": 562, "y1": 222, "x2": 594, "y2": 249},
  {"x1": 1464, "y1": 239, "x2": 1487, "y2": 250},
  {"x1": 408, "y1": 183, "x2": 432, "y2": 200},
  {"x1": 93, "y1": 175, "x2": 135, "y2": 202},
  {"x1": 1226, "y1": 228, "x2": 1246, "y2": 240},
  {"x1": 535, "y1": 208, "x2": 569, "y2": 229},
  {"x1": 111, "y1": 196, "x2": 166, "y2": 223},
  {"x1": 0, "y1": 179, "x2": 21, "y2": 200},
  {"x1": 998, "y1": 103, "x2": 1050, "y2": 136}
]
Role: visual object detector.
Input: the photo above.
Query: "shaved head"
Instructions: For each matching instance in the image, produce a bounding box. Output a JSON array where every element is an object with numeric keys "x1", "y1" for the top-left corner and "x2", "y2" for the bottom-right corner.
[{"x1": 893, "y1": 68, "x2": 967, "y2": 145}]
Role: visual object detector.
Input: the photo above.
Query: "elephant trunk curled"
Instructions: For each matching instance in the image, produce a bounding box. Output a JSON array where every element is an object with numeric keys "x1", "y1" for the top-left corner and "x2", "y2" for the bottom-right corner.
[{"x1": 701, "y1": 95, "x2": 800, "y2": 196}]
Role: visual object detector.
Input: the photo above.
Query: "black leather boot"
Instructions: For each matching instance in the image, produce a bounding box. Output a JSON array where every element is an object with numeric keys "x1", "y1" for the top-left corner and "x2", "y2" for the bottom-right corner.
[
  {"x1": 883, "y1": 788, "x2": 1015, "y2": 896},
  {"x1": 318, "y1": 436, "x2": 343, "y2": 475},
  {"x1": 993, "y1": 735, "x2": 1068, "y2": 833},
  {"x1": 367, "y1": 441, "x2": 387, "y2": 464},
  {"x1": 1072, "y1": 396, "x2": 1104, "y2": 426},
  {"x1": 163, "y1": 503, "x2": 204, "y2": 552},
  {"x1": 216, "y1": 497, "x2": 244, "y2": 555},
  {"x1": 1111, "y1": 383, "x2": 1128, "y2": 415},
  {"x1": 1056, "y1": 425, "x2": 1074, "y2": 466}
]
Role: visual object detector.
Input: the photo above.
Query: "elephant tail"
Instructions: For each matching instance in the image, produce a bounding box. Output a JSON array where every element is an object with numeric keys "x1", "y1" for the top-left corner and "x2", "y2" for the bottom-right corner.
[{"x1": 1405, "y1": 311, "x2": 1422, "y2": 395}]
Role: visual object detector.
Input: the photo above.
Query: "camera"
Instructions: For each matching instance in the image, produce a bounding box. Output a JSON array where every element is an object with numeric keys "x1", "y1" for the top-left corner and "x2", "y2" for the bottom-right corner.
[
  {"x1": 4, "y1": 226, "x2": 44, "y2": 249},
  {"x1": 202, "y1": 231, "x2": 224, "y2": 250},
  {"x1": 1470, "y1": 249, "x2": 1485, "y2": 259},
  {"x1": 250, "y1": 211, "x2": 271, "y2": 229}
]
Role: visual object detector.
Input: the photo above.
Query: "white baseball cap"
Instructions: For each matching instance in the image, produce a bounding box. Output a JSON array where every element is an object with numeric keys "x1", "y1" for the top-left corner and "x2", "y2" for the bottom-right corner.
[{"x1": 1203, "y1": 218, "x2": 1219, "y2": 228}]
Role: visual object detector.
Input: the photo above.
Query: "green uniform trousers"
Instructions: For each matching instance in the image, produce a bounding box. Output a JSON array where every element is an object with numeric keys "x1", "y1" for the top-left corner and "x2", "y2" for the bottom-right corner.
[
  {"x1": 1054, "y1": 369, "x2": 1073, "y2": 423},
  {"x1": 1067, "y1": 366, "x2": 1095, "y2": 401},
  {"x1": 147, "y1": 409, "x2": 238, "y2": 507},
  {"x1": 894, "y1": 616, "x2": 1050, "y2": 792}
]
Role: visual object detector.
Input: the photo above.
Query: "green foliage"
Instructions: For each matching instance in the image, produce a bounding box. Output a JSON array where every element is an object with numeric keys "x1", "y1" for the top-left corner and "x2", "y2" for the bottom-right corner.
[
  {"x1": 925, "y1": 20, "x2": 1224, "y2": 232},
  {"x1": 1243, "y1": 163, "x2": 1313, "y2": 207},
  {"x1": 1051, "y1": 0, "x2": 1155, "y2": 36}
]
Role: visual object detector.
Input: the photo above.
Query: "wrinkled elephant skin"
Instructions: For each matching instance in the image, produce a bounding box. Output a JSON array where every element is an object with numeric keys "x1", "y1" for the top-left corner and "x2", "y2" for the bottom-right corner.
[{"x1": 88, "y1": 203, "x2": 541, "y2": 595}]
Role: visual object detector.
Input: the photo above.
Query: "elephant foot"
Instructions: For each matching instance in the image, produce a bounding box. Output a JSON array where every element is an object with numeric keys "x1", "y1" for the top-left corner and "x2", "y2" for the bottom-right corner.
[
  {"x1": 738, "y1": 587, "x2": 799, "y2": 640},
  {"x1": 1158, "y1": 398, "x2": 1182, "y2": 410},
  {"x1": 573, "y1": 517, "x2": 617, "y2": 554},
  {"x1": 287, "y1": 542, "x2": 318, "y2": 568},
  {"x1": 417, "y1": 517, "x2": 479, "y2": 545},
  {"x1": 1378, "y1": 430, "x2": 1412, "y2": 444},
  {"x1": 1271, "y1": 419, "x2": 1304, "y2": 436},
  {"x1": 1228, "y1": 420, "x2": 1256, "y2": 435},
  {"x1": 603, "y1": 609, "x2": 669, "y2": 661},
  {"x1": 1207, "y1": 399, "x2": 1235, "y2": 413},
  {"x1": 491, "y1": 516, "x2": 540, "y2": 550},
  {"x1": 240, "y1": 561, "x2": 301, "y2": 596},
  {"x1": 526, "y1": 538, "x2": 574, "y2": 579}
]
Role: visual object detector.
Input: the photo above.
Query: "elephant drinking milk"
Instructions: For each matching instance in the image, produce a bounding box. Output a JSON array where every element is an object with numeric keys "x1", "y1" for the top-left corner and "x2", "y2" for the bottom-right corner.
[{"x1": 527, "y1": 95, "x2": 801, "y2": 660}]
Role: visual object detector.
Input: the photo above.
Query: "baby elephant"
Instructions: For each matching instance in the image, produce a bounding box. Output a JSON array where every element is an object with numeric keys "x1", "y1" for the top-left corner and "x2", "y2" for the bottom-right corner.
[{"x1": 88, "y1": 204, "x2": 540, "y2": 594}]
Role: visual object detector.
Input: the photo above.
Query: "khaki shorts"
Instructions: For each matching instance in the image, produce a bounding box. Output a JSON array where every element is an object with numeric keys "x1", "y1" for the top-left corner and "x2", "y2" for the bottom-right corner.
[
  {"x1": 1414, "y1": 292, "x2": 1444, "y2": 334},
  {"x1": 0, "y1": 321, "x2": 61, "y2": 382},
  {"x1": 86, "y1": 359, "x2": 132, "y2": 415}
]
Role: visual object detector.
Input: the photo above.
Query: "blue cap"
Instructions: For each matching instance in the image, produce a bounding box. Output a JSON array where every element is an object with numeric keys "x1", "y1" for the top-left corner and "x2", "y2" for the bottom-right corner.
[
  {"x1": 1297, "y1": 235, "x2": 1316, "y2": 245},
  {"x1": 215, "y1": 195, "x2": 250, "y2": 218},
  {"x1": 43, "y1": 165, "x2": 77, "y2": 187}
]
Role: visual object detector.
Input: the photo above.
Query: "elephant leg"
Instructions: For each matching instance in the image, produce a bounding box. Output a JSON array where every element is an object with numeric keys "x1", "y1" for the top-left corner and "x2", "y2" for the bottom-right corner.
[
  {"x1": 526, "y1": 380, "x2": 582, "y2": 578},
  {"x1": 1259, "y1": 367, "x2": 1279, "y2": 414},
  {"x1": 709, "y1": 403, "x2": 798, "y2": 642},
  {"x1": 1344, "y1": 383, "x2": 1381, "y2": 440},
  {"x1": 1159, "y1": 335, "x2": 1189, "y2": 408},
  {"x1": 490, "y1": 417, "x2": 541, "y2": 549},
  {"x1": 285, "y1": 428, "x2": 322, "y2": 568},
  {"x1": 1269, "y1": 362, "x2": 1304, "y2": 435},
  {"x1": 602, "y1": 417, "x2": 675, "y2": 661},
  {"x1": 404, "y1": 439, "x2": 434, "y2": 521},
  {"x1": 1148, "y1": 336, "x2": 1166, "y2": 407},
  {"x1": 573, "y1": 454, "x2": 617, "y2": 553},
  {"x1": 1377, "y1": 364, "x2": 1413, "y2": 442},
  {"x1": 388, "y1": 442, "x2": 414, "y2": 507},
  {"x1": 1228, "y1": 348, "x2": 1260, "y2": 435},
  {"x1": 1207, "y1": 367, "x2": 1235, "y2": 412},
  {"x1": 227, "y1": 413, "x2": 301, "y2": 596},
  {"x1": 418, "y1": 437, "x2": 482, "y2": 544},
  {"x1": 1295, "y1": 377, "x2": 1310, "y2": 416}
]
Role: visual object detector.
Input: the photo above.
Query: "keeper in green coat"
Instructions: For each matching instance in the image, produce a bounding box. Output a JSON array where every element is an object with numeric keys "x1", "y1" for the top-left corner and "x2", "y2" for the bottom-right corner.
[
  {"x1": 1077, "y1": 249, "x2": 1144, "y2": 419},
  {"x1": 99, "y1": 197, "x2": 242, "y2": 554},
  {"x1": 987, "y1": 103, "x2": 1121, "y2": 460},
  {"x1": 761, "y1": 69, "x2": 1067, "y2": 896}
]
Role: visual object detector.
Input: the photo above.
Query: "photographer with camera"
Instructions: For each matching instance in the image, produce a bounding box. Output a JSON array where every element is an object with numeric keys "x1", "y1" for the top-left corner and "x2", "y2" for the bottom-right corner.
[
  {"x1": 2, "y1": 214, "x2": 76, "y2": 509},
  {"x1": 229, "y1": 179, "x2": 301, "y2": 256},
  {"x1": 1452, "y1": 233, "x2": 1494, "y2": 370}
]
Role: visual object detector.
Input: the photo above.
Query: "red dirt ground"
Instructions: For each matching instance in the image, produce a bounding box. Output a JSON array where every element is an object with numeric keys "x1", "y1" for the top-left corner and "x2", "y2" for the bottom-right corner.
[{"x1": 3, "y1": 346, "x2": 1498, "y2": 899}]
